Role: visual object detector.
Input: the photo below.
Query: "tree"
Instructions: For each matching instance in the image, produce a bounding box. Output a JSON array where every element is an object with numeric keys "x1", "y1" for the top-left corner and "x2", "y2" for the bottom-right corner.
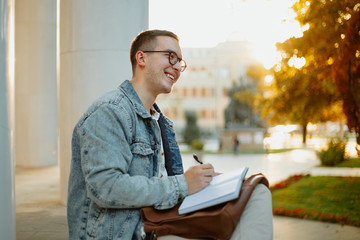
[
  {"x1": 332, "y1": 5, "x2": 360, "y2": 154},
  {"x1": 290, "y1": 0, "x2": 360, "y2": 152},
  {"x1": 261, "y1": 0, "x2": 359, "y2": 145},
  {"x1": 224, "y1": 77, "x2": 263, "y2": 129},
  {"x1": 182, "y1": 110, "x2": 201, "y2": 146},
  {"x1": 261, "y1": 62, "x2": 342, "y2": 143}
]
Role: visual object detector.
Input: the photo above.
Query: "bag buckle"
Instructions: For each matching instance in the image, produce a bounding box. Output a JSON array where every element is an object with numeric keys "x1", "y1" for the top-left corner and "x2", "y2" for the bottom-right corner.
[
  {"x1": 145, "y1": 230, "x2": 157, "y2": 240},
  {"x1": 150, "y1": 230, "x2": 157, "y2": 240}
]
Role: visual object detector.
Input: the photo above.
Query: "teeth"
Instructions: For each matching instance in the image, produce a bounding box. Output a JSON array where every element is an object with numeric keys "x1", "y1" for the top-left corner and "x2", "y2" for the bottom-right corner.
[{"x1": 166, "y1": 73, "x2": 175, "y2": 80}]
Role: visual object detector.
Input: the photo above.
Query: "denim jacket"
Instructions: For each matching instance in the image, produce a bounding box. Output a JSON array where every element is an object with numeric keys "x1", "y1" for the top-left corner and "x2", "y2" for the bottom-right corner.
[{"x1": 67, "y1": 80, "x2": 188, "y2": 240}]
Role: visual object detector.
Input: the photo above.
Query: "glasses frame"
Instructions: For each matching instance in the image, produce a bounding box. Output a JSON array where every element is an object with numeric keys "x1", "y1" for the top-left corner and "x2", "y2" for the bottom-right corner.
[{"x1": 142, "y1": 50, "x2": 187, "y2": 72}]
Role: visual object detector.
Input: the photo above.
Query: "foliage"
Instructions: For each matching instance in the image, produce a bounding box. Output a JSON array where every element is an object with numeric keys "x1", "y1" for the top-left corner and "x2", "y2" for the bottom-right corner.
[
  {"x1": 260, "y1": 0, "x2": 360, "y2": 145},
  {"x1": 318, "y1": 138, "x2": 346, "y2": 166},
  {"x1": 271, "y1": 174, "x2": 304, "y2": 191},
  {"x1": 182, "y1": 110, "x2": 201, "y2": 146},
  {"x1": 190, "y1": 139, "x2": 204, "y2": 151},
  {"x1": 272, "y1": 175, "x2": 360, "y2": 227},
  {"x1": 273, "y1": 0, "x2": 360, "y2": 148}
]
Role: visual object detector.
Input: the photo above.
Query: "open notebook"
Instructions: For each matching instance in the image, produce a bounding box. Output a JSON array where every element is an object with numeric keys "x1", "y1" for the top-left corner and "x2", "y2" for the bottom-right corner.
[{"x1": 178, "y1": 166, "x2": 249, "y2": 215}]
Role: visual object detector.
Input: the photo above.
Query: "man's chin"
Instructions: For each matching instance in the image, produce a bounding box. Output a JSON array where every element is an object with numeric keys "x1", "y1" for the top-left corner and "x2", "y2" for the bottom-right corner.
[{"x1": 160, "y1": 86, "x2": 173, "y2": 95}]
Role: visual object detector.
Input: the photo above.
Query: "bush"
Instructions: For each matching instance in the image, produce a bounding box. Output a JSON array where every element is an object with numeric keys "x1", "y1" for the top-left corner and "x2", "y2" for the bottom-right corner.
[
  {"x1": 191, "y1": 139, "x2": 204, "y2": 151},
  {"x1": 182, "y1": 111, "x2": 201, "y2": 145},
  {"x1": 318, "y1": 138, "x2": 346, "y2": 166}
]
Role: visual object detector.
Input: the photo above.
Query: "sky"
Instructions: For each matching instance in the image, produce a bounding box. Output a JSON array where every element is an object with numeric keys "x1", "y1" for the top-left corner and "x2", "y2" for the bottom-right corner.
[{"x1": 149, "y1": 0, "x2": 305, "y2": 69}]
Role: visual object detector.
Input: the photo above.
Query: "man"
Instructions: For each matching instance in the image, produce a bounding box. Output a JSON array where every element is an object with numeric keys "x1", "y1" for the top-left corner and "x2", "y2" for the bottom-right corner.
[{"x1": 67, "y1": 30, "x2": 273, "y2": 240}]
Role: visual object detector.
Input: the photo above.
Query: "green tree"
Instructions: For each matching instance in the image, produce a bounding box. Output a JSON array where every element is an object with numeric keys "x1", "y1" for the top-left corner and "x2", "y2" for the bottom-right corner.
[
  {"x1": 224, "y1": 77, "x2": 263, "y2": 129},
  {"x1": 182, "y1": 110, "x2": 201, "y2": 146}
]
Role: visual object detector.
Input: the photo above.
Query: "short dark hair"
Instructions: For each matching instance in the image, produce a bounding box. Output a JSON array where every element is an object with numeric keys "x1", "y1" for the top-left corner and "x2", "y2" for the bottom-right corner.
[{"x1": 130, "y1": 30, "x2": 179, "y2": 73}]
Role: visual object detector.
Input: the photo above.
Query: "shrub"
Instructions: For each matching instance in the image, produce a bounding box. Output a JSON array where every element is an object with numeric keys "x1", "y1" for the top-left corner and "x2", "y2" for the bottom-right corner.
[
  {"x1": 182, "y1": 111, "x2": 201, "y2": 146},
  {"x1": 318, "y1": 138, "x2": 346, "y2": 166},
  {"x1": 191, "y1": 139, "x2": 204, "y2": 151}
]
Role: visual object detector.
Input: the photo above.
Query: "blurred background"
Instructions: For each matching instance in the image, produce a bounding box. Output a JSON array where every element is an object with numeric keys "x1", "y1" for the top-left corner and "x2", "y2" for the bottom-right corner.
[
  {"x1": 151, "y1": 0, "x2": 359, "y2": 157},
  {"x1": 1, "y1": 0, "x2": 359, "y2": 239}
]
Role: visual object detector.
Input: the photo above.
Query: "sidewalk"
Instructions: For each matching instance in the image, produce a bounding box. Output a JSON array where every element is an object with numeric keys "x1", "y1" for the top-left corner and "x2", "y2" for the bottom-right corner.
[
  {"x1": 307, "y1": 167, "x2": 360, "y2": 177},
  {"x1": 16, "y1": 152, "x2": 360, "y2": 240}
]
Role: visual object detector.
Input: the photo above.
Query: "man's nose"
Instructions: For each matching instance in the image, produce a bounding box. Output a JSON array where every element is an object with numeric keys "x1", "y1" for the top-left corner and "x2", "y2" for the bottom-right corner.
[{"x1": 172, "y1": 61, "x2": 182, "y2": 72}]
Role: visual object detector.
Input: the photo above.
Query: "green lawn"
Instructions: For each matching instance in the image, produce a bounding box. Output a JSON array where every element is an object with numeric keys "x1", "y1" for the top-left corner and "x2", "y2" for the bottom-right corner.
[
  {"x1": 271, "y1": 175, "x2": 360, "y2": 227},
  {"x1": 336, "y1": 157, "x2": 360, "y2": 168}
]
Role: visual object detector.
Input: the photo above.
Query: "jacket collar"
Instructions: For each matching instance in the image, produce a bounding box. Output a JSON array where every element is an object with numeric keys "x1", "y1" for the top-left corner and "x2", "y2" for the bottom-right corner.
[{"x1": 119, "y1": 80, "x2": 152, "y2": 119}]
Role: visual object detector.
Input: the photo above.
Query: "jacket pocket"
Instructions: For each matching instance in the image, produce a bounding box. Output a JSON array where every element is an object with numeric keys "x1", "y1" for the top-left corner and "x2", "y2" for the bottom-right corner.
[
  {"x1": 129, "y1": 141, "x2": 155, "y2": 176},
  {"x1": 131, "y1": 141, "x2": 154, "y2": 156}
]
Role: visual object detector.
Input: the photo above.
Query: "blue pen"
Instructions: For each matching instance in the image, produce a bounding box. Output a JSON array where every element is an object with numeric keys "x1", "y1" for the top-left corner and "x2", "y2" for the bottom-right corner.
[{"x1": 193, "y1": 153, "x2": 203, "y2": 164}]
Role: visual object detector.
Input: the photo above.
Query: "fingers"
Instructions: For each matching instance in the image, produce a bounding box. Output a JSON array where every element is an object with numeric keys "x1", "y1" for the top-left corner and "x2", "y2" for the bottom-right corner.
[
  {"x1": 201, "y1": 163, "x2": 215, "y2": 177},
  {"x1": 183, "y1": 164, "x2": 216, "y2": 195}
]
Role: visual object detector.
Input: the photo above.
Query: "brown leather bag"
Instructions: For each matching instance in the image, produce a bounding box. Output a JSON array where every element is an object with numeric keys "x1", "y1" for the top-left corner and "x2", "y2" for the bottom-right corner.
[{"x1": 141, "y1": 173, "x2": 269, "y2": 240}]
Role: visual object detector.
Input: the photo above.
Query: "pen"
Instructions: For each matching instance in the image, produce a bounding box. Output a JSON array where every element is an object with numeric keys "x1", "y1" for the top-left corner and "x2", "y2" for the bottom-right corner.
[{"x1": 193, "y1": 153, "x2": 203, "y2": 164}]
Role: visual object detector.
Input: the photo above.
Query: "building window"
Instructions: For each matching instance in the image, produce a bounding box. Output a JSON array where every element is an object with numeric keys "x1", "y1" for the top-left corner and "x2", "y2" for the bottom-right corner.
[
  {"x1": 223, "y1": 88, "x2": 228, "y2": 97},
  {"x1": 201, "y1": 88, "x2": 206, "y2": 97},
  {"x1": 192, "y1": 88, "x2": 197, "y2": 97}
]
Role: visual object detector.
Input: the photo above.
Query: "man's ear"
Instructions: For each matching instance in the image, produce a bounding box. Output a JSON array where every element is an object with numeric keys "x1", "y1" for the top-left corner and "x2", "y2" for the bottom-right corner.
[{"x1": 135, "y1": 51, "x2": 146, "y2": 69}]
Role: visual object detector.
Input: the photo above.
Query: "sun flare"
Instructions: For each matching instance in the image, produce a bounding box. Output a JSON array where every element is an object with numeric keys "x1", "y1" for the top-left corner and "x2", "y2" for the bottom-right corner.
[{"x1": 149, "y1": 0, "x2": 303, "y2": 69}]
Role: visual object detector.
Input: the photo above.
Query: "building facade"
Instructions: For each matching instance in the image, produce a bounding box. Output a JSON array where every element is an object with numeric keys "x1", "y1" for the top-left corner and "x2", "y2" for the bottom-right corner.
[{"x1": 157, "y1": 40, "x2": 258, "y2": 135}]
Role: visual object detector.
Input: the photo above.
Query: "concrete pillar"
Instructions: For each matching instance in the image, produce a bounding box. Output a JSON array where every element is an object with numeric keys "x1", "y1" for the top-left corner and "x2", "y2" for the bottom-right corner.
[
  {"x1": 0, "y1": 0, "x2": 16, "y2": 239},
  {"x1": 59, "y1": 0, "x2": 149, "y2": 204},
  {"x1": 15, "y1": 0, "x2": 58, "y2": 167}
]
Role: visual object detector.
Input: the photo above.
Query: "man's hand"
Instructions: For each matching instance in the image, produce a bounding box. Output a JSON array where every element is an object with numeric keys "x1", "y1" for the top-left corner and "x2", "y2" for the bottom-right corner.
[{"x1": 183, "y1": 163, "x2": 215, "y2": 195}]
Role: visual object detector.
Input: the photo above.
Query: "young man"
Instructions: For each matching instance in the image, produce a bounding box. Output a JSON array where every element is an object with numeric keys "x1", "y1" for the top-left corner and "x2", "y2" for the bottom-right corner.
[{"x1": 67, "y1": 30, "x2": 273, "y2": 240}]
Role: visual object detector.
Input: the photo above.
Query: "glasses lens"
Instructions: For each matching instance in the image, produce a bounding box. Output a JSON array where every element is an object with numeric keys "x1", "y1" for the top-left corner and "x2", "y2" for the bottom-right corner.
[
  {"x1": 179, "y1": 60, "x2": 187, "y2": 72},
  {"x1": 169, "y1": 52, "x2": 178, "y2": 65},
  {"x1": 168, "y1": 51, "x2": 186, "y2": 72}
]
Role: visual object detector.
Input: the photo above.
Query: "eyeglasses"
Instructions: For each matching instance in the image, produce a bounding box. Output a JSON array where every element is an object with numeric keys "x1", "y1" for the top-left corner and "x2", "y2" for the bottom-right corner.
[{"x1": 142, "y1": 50, "x2": 187, "y2": 72}]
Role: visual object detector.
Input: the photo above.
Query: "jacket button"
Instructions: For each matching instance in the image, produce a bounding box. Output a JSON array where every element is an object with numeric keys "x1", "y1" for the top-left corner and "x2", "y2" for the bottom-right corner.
[{"x1": 150, "y1": 140, "x2": 155, "y2": 146}]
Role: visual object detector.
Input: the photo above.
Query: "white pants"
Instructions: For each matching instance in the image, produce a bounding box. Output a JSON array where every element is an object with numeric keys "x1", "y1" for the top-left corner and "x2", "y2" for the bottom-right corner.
[{"x1": 158, "y1": 184, "x2": 273, "y2": 240}]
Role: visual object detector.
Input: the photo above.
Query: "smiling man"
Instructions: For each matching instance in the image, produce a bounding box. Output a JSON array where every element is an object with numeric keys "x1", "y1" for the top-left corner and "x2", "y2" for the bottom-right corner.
[
  {"x1": 67, "y1": 30, "x2": 216, "y2": 240},
  {"x1": 67, "y1": 30, "x2": 273, "y2": 240}
]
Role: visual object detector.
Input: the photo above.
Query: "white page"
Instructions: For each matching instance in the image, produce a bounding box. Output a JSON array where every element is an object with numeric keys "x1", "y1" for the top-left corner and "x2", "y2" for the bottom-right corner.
[
  {"x1": 210, "y1": 166, "x2": 248, "y2": 186},
  {"x1": 179, "y1": 166, "x2": 248, "y2": 214}
]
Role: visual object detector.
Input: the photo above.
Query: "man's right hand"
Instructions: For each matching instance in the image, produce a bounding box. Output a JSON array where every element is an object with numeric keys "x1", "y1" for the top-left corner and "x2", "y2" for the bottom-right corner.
[{"x1": 183, "y1": 163, "x2": 215, "y2": 195}]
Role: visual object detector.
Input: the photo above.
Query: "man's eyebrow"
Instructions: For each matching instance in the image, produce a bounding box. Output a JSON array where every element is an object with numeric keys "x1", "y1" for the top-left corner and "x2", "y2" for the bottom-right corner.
[{"x1": 165, "y1": 49, "x2": 176, "y2": 53}]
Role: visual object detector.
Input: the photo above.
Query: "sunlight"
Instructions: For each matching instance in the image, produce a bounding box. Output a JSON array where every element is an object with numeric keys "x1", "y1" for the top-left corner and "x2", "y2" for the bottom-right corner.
[
  {"x1": 150, "y1": 0, "x2": 303, "y2": 68},
  {"x1": 288, "y1": 56, "x2": 306, "y2": 69},
  {"x1": 264, "y1": 75, "x2": 274, "y2": 85}
]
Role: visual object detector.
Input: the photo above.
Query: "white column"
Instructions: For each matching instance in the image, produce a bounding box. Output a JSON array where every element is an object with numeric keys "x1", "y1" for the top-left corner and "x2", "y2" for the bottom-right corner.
[
  {"x1": 59, "y1": 0, "x2": 149, "y2": 204},
  {"x1": 14, "y1": 0, "x2": 58, "y2": 167},
  {"x1": 0, "y1": 0, "x2": 16, "y2": 239}
]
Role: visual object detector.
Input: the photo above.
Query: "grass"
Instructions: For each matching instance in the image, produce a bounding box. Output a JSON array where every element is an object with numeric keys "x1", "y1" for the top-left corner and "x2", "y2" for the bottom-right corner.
[
  {"x1": 335, "y1": 157, "x2": 360, "y2": 168},
  {"x1": 271, "y1": 175, "x2": 360, "y2": 227}
]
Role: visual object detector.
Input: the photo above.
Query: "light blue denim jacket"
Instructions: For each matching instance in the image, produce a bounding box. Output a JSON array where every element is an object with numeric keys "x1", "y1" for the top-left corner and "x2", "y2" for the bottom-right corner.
[{"x1": 67, "y1": 80, "x2": 188, "y2": 240}]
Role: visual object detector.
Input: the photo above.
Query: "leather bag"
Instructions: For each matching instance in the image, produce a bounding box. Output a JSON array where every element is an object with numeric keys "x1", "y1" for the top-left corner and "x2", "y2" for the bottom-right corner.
[{"x1": 141, "y1": 173, "x2": 269, "y2": 240}]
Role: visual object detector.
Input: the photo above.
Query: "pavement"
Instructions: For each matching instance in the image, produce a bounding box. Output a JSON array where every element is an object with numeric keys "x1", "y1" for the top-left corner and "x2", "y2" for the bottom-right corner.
[{"x1": 16, "y1": 149, "x2": 360, "y2": 240}]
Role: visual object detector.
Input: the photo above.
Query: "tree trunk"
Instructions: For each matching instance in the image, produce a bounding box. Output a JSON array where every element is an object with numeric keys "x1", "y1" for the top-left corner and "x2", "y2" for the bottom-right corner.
[
  {"x1": 302, "y1": 123, "x2": 308, "y2": 144},
  {"x1": 357, "y1": 133, "x2": 360, "y2": 157}
]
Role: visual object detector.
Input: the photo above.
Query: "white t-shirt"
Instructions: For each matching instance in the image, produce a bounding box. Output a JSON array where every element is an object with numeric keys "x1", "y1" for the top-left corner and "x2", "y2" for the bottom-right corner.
[{"x1": 150, "y1": 107, "x2": 168, "y2": 178}]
